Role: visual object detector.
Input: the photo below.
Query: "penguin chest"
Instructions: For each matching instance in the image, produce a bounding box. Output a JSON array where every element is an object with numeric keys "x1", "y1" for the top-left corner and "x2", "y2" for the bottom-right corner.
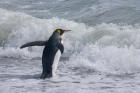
[{"x1": 52, "y1": 49, "x2": 61, "y2": 76}]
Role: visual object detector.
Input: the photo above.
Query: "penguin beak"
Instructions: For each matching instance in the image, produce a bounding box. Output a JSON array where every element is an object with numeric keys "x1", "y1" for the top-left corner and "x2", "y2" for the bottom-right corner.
[{"x1": 63, "y1": 29, "x2": 71, "y2": 32}]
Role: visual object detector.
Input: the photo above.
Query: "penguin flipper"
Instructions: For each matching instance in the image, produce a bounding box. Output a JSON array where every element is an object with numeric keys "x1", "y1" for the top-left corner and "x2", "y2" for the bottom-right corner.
[
  {"x1": 20, "y1": 41, "x2": 47, "y2": 49},
  {"x1": 57, "y1": 43, "x2": 64, "y2": 54}
]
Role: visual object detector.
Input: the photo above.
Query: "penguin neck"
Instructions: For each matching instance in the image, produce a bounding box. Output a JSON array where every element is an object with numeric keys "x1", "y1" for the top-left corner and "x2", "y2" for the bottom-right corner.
[{"x1": 60, "y1": 35, "x2": 64, "y2": 44}]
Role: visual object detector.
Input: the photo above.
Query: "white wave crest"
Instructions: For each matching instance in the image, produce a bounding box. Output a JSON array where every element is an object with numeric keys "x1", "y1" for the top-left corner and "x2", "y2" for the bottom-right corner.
[{"x1": 68, "y1": 44, "x2": 140, "y2": 74}]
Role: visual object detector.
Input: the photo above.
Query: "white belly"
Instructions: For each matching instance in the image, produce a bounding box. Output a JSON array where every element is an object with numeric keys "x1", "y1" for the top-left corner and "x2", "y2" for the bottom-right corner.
[{"x1": 52, "y1": 50, "x2": 61, "y2": 76}]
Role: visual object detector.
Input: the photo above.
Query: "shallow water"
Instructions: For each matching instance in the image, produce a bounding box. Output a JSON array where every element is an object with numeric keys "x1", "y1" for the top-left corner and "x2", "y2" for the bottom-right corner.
[{"x1": 0, "y1": 58, "x2": 140, "y2": 93}]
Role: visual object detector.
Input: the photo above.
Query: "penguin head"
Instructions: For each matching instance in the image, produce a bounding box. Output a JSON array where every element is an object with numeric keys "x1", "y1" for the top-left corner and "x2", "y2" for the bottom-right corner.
[{"x1": 55, "y1": 28, "x2": 71, "y2": 35}]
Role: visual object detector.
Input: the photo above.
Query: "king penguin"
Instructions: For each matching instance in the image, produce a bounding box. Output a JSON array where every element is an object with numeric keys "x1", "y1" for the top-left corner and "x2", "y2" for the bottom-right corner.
[{"x1": 20, "y1": 28, "x2": 71, "y2": 79}]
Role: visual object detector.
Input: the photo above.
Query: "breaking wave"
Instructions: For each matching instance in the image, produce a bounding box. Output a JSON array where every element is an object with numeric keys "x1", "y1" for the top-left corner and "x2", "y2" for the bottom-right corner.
[{"x1": 0, "y1": 9, "x2": 140, "y2": 74}]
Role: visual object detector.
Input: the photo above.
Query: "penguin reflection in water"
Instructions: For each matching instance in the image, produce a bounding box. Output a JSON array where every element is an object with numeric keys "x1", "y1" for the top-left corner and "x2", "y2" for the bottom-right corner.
[{"x1": 20, "y1": 29, "x2": 71, "y2": 79}]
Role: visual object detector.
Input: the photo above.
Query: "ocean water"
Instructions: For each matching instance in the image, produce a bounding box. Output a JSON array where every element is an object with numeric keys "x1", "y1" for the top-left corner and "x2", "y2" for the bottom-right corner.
[{"x1": 0, "y1": 0, "x2": 140, "y2": 93}]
